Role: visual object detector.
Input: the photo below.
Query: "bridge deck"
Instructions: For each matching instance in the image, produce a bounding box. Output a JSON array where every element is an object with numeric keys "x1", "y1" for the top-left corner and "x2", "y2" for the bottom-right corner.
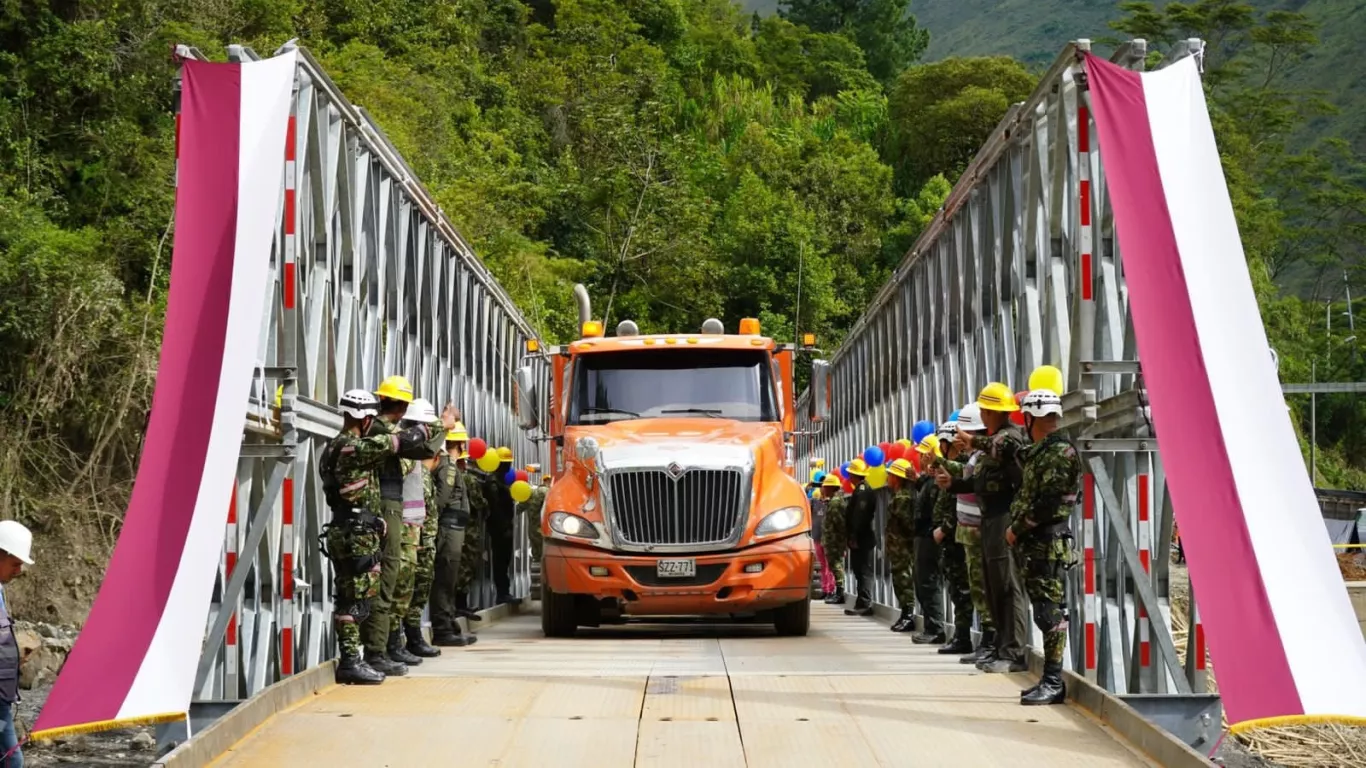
[{"x1": 210, "y1": 604, "x2": 1154, "y2": 767}]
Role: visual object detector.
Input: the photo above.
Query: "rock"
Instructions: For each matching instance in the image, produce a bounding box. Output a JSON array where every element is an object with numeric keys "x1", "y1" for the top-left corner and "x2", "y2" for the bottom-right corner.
[
  {"x1": 20, "y1": 641, "x2": 66, "y2": 690},
  {"x1": 36, "y1": 623, "x2": 59, "y2": 639},
  {"x1": 130, "y1": 731, "x2": 157, "y2": 751}
]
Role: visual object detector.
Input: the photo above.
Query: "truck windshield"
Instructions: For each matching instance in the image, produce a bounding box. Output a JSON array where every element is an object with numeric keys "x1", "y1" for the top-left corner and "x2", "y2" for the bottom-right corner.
[{"x1": 569, "y1": 349, "x2": 779, "y2": 425}]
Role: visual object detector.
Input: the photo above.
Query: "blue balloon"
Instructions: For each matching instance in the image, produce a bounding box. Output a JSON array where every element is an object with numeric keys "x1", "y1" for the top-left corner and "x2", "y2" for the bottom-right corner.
[
  {"x1": 911, "y1": 420, "x2": 936, "y2": 445},
  {"x1": 504, "y1": 469, "x2": 517, "y2": 485},
  {"x1": 840, "y1": 461, "x2": 852, "y2": 478},
  {"x1": 863, "y1": 445, "x2": 885, "y2": 467},
  {"x1": 948, "y1": 409, "x2": 961, "y2": 423},
  {"x1": 814, "y1": 471, "x2": 826, "y2": 484}
]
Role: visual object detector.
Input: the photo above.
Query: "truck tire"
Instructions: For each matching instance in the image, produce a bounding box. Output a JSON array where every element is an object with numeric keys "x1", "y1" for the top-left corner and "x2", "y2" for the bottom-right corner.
[
  {"x1": 541, "y1": 586, "x2": 578, "y2": 638},
  {"x1": 773, "y1": 597, "x2": 811, "y2": 637}
]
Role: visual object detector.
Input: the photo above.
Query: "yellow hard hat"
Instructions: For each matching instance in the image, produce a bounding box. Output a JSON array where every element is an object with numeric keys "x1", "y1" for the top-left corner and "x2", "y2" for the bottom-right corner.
[
  {"x1": 847, "y1": 458, "x2": 869, "y2": 477},
  {"x1": 446, "y1": 421, "x2": 469, "y2": 442},
  {"x1": 822, "y1": 474, "x2": 842, "y2": 488},
  {"x1": 458, "y1": 451, "x2": 471, "y2": 460},
  {"x1": 526, "y1": 463, "x2": 541, "y2": 474},
  {"x1": 542, "y1": 474, "x2": 553, "y2": 483},
  {"x1": 887, "y1": 458, "x2": 914, "y2": 480},
  {"x1": 976, "y1": 382, "x2": 1018, "y2": 413},
  {"x1": 375, "y1": 375, "x2": 415, "y2": 403},
  {"x1": 496, "y1": 446, "x2": 513, "y2": 461},
  {"x1": 916, "y1": 434, "x2": 943, "y2": 457}
]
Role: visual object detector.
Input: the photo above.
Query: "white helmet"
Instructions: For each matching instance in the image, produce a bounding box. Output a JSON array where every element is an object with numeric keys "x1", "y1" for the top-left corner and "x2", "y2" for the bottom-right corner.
[
  {"x1": 0, "y1": 521, "x2": 34, "y2": 565},
  {"x1": 404, "y1": 397, "x2": 438, "y2": 425},
  {"x1": 339, "y1": 389, "x2": 379, "y2": 419},
  {"x1": 1021, "y1": 389, "x2": 1064, "y2": 418},
  {"x1": 956, "y1": 403, "x2": 986, "y2": 432},
  {"x1": 937, "y1": 421, "x2": 958, "y2": 442}
]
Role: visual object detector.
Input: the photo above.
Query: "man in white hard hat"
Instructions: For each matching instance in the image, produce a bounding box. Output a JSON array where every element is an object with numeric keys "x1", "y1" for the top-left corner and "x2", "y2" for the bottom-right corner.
[{"x1": 0, "y1": 519, "x2": 33, "y2": 766}]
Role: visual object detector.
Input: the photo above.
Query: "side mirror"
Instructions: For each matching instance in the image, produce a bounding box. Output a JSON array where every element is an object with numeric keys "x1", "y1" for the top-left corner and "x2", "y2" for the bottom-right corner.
[
  {"x1": 808, "y1": 360, "x2": 831, "y2": 423},
  {"x1": 515, "y1": 365, "x2": 539, "y2": 431}
]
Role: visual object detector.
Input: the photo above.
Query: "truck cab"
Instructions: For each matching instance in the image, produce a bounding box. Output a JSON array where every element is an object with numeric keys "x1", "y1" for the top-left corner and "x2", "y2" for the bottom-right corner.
[{"x1": 514, "y1": 289, "x2": 832, "y2": 638}]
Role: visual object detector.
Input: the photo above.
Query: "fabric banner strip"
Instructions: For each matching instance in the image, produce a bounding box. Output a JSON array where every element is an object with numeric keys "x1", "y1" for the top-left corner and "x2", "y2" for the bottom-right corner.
[
  {"x1": 1084, "y1": 53, "x2": 1366, "y2": 729},
  {"x1": 31, "y1": 51, "x2": 295, "y2": 740}
]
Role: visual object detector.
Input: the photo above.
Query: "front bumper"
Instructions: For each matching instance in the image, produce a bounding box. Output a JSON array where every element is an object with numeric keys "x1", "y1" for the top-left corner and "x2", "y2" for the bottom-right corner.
[{"x1": 543, "y1": 533, "x2": 813, "y2": 615}]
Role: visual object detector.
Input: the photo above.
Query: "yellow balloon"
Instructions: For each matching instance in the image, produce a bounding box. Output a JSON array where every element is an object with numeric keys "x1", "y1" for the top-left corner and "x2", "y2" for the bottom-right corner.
[
  {"x1": 476, "y1": 452, "x2": 501, "y2": 473},
  {"x1": 1029, "y1": 365, "x2": 1065, "y2": 395},
  {"x1": 510, "y1": 480, "x2": 533, "y2": 503},
  {"x1": 866, "y1": 465, "x2": 888, "y2": 489}
]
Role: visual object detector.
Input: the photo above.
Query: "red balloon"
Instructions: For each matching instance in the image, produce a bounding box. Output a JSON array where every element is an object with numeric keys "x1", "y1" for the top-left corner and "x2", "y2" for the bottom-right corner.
[
  {"x1": 878, "y1": 442, "x2": 893, "y2": 461},
  {"x1": 1010, "y1": 391, "x2": 1028, "y2": 426},
  {"x1": 515, "y1": 469, "x2": 529, "y2": 482},
  {"x1": 1014, "y1": 390, "x2": 1028, "y2": 406},
  {"x1": 468, "y1": 438, "x2": 488, "y2": 459},
  {"x1": 885, "y1": 443, "x2": 905, "y2": 462},
  {"x1": 841, "y1": 479, "x2": 855, "y2": 494},
  {"x1": 906, "y1": 451, "x2": 921, "y2": 472}
]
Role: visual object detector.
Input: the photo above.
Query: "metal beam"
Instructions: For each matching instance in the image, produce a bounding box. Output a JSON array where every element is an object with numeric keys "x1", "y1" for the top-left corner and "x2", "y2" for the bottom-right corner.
[{"x1": 1281, "y1": 382, "x2": 1366, "y2": 394}]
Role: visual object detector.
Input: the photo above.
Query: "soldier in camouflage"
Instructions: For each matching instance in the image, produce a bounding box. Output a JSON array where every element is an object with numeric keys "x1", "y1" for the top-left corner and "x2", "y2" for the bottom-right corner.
[
  {"x1": 939, "y1": 404, "x2": 996, "y2": 663},
  {"x1": 456, "y1": 456, "x2": 489, "y2": 618},
  {"x1": 819, "y1": 475, "x2": 847, "y2": 604},
  {"x1": 318, "y1": 389, "x2": 454, "y2": 685},
  {"x1": 884, "y1": 458, "x2": 917, "y2": 632},
  {"x1": 843, "y1": 460, "x2": 877, "y2": 616},
  {"x1": 359, "y1": 376, "x2": 446, "y2": 674},
  {"x1": 1010, "y1": 389, "x2": 1081, "y2": 706},
  {"x1": 929, "y1": 421, "x2": 974, "y2": 655},
  {"x1": 911, "y1": 436, "x2": 945, "y2": 644},
  {"x1": 429, "y1": 426, "x2": 479, "y2": 647},
  {"x1": 518, "y1": 468, "x2": 549, "y2": 564},
  {"x1": 401, "y1": 439, "x2": 444, "y2": 660},
  {"x1": 387, "y1": 398, "x2": 442, "y2": 666},
  {"x1": 946, "y1": 382, "x2": 1031, "y2": 674}
]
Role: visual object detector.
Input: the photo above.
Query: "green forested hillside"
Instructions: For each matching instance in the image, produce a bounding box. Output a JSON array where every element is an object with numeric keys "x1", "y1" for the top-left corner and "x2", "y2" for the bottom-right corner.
[{"x1": 0, "y1": 0, "x2": 1363, "y2": 622}]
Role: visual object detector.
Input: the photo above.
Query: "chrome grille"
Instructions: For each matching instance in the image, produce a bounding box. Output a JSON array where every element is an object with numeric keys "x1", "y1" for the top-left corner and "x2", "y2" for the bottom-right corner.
[{"x1": 606, "y1": 468, "x2": 747, "y2": 547}]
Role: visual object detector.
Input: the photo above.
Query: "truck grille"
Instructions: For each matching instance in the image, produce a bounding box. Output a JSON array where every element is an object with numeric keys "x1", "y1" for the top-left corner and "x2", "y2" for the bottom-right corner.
[{"x1": 606, "y1": 469, "x2": 748, "y2": 547}]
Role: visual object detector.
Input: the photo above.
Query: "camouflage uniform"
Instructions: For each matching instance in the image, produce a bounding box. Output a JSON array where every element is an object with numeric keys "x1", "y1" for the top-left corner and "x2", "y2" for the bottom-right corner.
[
  {"x1": 820, "y1": 494, "x2": 848, "y2": 589},
  {"x1": 933, "y1": 460, "x2": 974, "y2": 645},
  {"x1": 957, "y1": 425, "x2": 1030, "y2": 668},
  {"x1": 885, "y1": 485, "x2": 917, "y2": 611},
  {"x1": 361, "y1": 417, "x2": 442, "y2": 654},
  {"x1": 519, "y1": 484, "x2": 549, "y2": 563},
  {"x1": 456, "y1": 469, "x2": 489, "y2": 596},
  {"x1": 404, "y1": 467, "x2": 440, "y2": 631},
  {"x1": 1011, "y1": 432, "x2": 1082, "y2": 666},
  {"x1": 319, "y1": 425, "x2": 433, "y2": 660}
]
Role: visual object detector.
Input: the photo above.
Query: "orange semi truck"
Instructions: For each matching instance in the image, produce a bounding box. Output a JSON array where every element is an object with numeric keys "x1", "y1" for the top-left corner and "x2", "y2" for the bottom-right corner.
[{"x1": 514, "y1": 285, "x2": 832, "y2": 638}]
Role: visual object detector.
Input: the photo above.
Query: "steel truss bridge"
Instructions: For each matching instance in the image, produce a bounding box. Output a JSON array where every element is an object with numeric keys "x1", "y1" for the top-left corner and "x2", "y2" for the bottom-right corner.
[{"x1": 149, "y1": 34, "x2": 1293, "y2": 765}]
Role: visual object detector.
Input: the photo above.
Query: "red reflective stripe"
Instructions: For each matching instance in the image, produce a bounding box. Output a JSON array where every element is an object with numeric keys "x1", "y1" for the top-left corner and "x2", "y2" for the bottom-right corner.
[
  {"x1": 1195, "y1": 623, "x2": 1206, "y2": 670},
  {"x1": 1140, "y1": 639, "x2": 1151, "y2": 667},
  {"x1": 281, "y1": 627, "x2": 294, "y2": 676},
  {"x1": 283, "y1": 188, "x2": 296, "y2": 236},
  {"x1": 282, "y1": 477, "x2": 294, "y2": 526},
  {"x1": 1078, "y1": 106, "x2": 1090, "y2": 153},
  {"x1": 285, "y1": 115, "x2": 296, "y2": 162},
  {"x1": 1081, "y1": 252, "x2": 1094, "y2": 301},
  {"x1": 227, "y1": 612, "x2": 237, "y2": 646},
  {"x1": 283, "y1": 262, "x2": 296, "y2": 310},
  {"x1": 1080, "y1": 179, "x2": 1092, "y2": 227},
  {"x1": 1085, "y1": 622, "x2": 1096, "y2": 671}
]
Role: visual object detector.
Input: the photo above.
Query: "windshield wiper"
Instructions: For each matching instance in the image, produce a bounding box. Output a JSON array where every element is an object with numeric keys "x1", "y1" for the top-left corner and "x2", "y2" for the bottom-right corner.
[
  {"x1": 582, "y1": 406, "x2": 640, "y2": 419},
  {"x1": 661, "y1": 408, "x2": 725, "y2": 418}
]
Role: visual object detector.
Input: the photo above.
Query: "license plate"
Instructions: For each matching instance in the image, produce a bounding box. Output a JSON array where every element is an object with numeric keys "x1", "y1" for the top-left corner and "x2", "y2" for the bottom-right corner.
[{"x1": 656, "y1": 558, "x2": 696, "y2": 579}]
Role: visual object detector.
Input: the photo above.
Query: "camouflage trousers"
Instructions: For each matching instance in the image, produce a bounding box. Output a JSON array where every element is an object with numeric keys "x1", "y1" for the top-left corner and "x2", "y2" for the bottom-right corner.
[
  {"x1": 323, "y1": 516, "x2": 383, "y2": 658},
  {"x1": 955, "y1": 524, "x2": 994, "y2": 634},
  {"x1": 389, "y1": 522, "x2": 422, "y2": 629},
  {"x1": 404, "y1": 512, "x2": 439, "y2": 629},
  {"x1": 885, "y1": 529, "x2": 915, "y2": 609},
  {"x1": 456, "y1": 517, "x2": 484, "y2": 592},
  {"x1": 939, "y1": 536, "x2": 973, "y2": 639},
  {"x1": 1017, "y1": 534, "x2": 1073, "y2": 664},
  {"x1": 361, "y1": 501, "x2": 406, "y2": 653},
  {"x1": 820, "y1": 504, "x2": 846, "y2": 587},
  {"x1": 528, "y1": 513, "x2": 543, "y2": 563}
]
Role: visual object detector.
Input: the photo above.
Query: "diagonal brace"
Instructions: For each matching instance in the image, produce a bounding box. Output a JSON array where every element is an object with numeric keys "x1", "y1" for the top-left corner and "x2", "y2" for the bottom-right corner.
[
  {"x1": 194, "y1": 460, "x2": 289, "y2": 692},
  {"x1": 1088, "y1": 456, "x2": 1192, "y2": 694}
]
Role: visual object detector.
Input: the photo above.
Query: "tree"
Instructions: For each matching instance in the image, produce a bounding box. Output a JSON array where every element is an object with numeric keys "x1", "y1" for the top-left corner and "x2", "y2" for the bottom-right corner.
[
  {"x1": 778, "y1": 0, "x2": 929, "y2": 84},
  {"x1": 884, "y1": 56, "x2": 1036, "y2": 195}
]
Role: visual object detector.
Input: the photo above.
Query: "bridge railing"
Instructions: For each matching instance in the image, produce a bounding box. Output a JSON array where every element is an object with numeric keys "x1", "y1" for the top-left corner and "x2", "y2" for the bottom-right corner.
[
  {"x1": 797, "y1": 38, "x2": 1215, "y2": 707},
  {"x1": 174, "y1": 42, "x2": 553, "y2": 704}
]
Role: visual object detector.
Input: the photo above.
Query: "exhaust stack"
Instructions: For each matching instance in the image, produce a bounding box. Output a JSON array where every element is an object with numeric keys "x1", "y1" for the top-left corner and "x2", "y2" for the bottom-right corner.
[{"x1": 573, "y1": 284, "x2": 592, "y2": 327}]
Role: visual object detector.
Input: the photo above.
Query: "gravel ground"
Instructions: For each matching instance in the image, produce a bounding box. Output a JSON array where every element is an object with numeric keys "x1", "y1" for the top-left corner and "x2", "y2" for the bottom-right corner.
[
  {"x1": 15, "y1": 683, "x2": 156, "y2": 767},
  {"x1": 1213, "y1": 737, "x2": 1282, "y2": 768}
]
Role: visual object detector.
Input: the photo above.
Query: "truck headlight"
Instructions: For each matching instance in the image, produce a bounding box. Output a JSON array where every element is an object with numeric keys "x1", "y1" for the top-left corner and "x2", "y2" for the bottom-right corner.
[
  {"x1": 549, "y1": 511, "x2": 597, "y2": 539},
  {"x1": 755, "y1": 506, "x2": 804, "y2": 537}
]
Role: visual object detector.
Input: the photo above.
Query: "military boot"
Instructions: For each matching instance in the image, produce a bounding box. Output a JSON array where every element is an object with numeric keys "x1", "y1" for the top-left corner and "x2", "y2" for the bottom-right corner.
[
  {"x1": 405, "y1": 624, "x2": 442, "y2": 658},
  {"x1": 1021, "y1": 662, "x2": 1066, "y2": 705},
  {"x1": 938, "y1": 631, "x2": 974, "y2": 655},
  {"x1": 890, "y1": 606, "x2": 915, "y2": 632},
  {"x1": 912, "y1": 631, "x2": 946, "y2": 645},
  {"x1": 335, "y1": 653, "x2": 385, "y2": 685},
  {"x1": 844, "y1": 597, "x2": 873, "y2": 617},
  {"x1": 365, "y1": 650, "x2": 408, "y2": 676},
  {"x1": 433, "y1": 630, "x2": 479, "y2": 647},
  {"x1": 456, "y1": 592, "x2": 483, "y2": 622},
  {"x1": 823, "y1": 588, "x2": 845, "y2": 605},
  {"x1": 961, "y1": 630, "x2": 995, "y2": 665},
  {"x1": 388, "y1": 628, "x2": 423, "y2": 665}
]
